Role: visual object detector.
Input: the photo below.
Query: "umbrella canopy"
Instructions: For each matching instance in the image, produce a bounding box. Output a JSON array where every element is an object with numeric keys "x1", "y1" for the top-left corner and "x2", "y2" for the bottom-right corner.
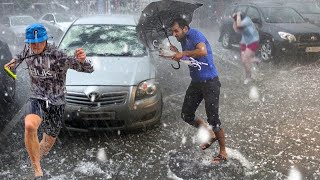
[{"x1": 136, "y1": 0, "x2": 203, "y2": 49}]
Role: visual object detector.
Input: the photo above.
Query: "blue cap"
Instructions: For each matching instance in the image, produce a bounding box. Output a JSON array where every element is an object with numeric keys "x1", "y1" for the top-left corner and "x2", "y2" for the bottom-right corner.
[{"x1": 25, "y1": 23, "x2": 48, "y2": 43}]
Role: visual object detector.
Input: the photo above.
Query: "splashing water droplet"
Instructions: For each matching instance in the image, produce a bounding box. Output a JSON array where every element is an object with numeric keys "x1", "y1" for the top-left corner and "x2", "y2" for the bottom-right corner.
[
  {"x1": 249, "y1": 86, "x2": 259, "y2": 101},
  {"x1": 90, "y1": 94, "x2": 96, "y2": 102},
  {"x1": 196, "y1": 126, "x2": 211, "y2": 144},
  {"x1": 97, "y1": 148, "x2": 107, "y2": 162},
  {"x1": 181, "y1": 136, "x2": 187, "y2": 144}
]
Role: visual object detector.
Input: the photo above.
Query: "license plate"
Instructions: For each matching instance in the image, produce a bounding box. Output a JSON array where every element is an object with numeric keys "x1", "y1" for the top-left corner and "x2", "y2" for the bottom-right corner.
[
  {"x1": 80, "y1": 111, "x2": 116, "y2": 120},
  {"x1": 305, "y1": 47, "x2": 320, "y2": 52}
]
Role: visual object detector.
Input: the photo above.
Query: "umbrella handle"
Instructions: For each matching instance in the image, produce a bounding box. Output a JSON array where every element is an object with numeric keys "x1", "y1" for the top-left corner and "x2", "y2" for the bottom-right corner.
[
  {"x1": 152, "y1": 40, "x2": 160, "y2": 49},
  {"x1": 171, "y1": 61, "x2": 180, "y2": 70}
]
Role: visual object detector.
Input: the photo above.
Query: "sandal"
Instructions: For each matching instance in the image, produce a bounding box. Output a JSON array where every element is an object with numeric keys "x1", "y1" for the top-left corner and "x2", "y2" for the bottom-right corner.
[
  {"x1": 200, "y1": 137, "x2": 217, "y2": 150},
  {"x1": 212, "y1": 154, "x2": 228, "y2": 164}
]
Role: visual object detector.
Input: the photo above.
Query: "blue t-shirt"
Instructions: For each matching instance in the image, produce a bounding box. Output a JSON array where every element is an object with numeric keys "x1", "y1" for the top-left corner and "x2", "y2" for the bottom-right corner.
[
  {"x1": 239, "y1": 16, "x2": 259, "y2": 45},
  {"x1": 181, "y1": 28, "x2": 218, "y2": 82}
]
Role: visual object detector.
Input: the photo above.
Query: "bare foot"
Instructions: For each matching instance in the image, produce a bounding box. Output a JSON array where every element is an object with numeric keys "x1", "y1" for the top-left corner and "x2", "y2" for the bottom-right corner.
[
  {"x1": 199, "y1": 137, "x2": 217, "y2": 150},
  {"x1": 212, "y1": 154, "x2": 228, "y2": 164}
]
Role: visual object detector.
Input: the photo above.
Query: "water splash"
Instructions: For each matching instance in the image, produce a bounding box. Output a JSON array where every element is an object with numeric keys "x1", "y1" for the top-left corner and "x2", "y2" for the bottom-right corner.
[
  {"x1": 90, "y1": 93, "x2": 96, "y2": 102},
  {"x1": 196, "y1": 126, "x2": 211, "y2": 144},
  {"x1": 97, "y1": 148, "x2": 107, "y2": 162},
  {"x1": 249, "y1": 86, "x2": 259, "y2": 102},
  {"x1": 287, "y1": 166, "x2": 302, "y2": 180}
]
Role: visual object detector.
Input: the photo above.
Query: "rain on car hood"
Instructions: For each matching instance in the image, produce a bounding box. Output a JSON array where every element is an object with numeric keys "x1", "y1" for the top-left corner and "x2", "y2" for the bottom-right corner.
[
  {"x1": 66, "y1": 56, "x2": 155, "y2": 86},
  {"x1": 273, "y1": 23, "x2": 320, "y2": 34},
  {"x1": 301, "y1": 13, "x2": 320, "y2": 25},
  {"x1": 11, "y1": 26, "x2": 25, "y2": 35}
]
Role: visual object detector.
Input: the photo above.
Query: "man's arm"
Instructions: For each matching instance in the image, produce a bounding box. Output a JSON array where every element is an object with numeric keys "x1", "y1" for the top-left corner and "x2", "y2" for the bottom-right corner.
[
  {"x1": 172, "y1": 42, "x2": 207, "y2": 61},
  {"x1": 4, "y1": 44, "x2": 29, "y2": 70},
  {"x1": 64, "y1": 48, "x2": 94, "y2": 73},
  {"x1": 236, "y1": 12, "x2": 242, "y2": 27},
  {"x1": 233, "y1": 21, "x2": 240, "y2": 33}
]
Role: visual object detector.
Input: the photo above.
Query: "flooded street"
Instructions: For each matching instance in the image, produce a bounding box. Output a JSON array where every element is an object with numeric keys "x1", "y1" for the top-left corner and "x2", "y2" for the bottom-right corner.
[{"x1": 0, "y1": 27, "x2": 319, "y2": 179}]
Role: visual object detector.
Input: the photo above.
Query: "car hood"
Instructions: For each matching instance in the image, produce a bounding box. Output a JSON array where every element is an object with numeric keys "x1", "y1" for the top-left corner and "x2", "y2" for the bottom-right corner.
[
  {"x1": 301, "y1": 13, "x2": 320, "y2": 24},
  {"x1": 272, "y1": 23, "x2": 320, "y2": 34},
  {"x1": 66, "y1": 56, "x2": 155, "y2": 86},
  {"x1": 57, "y1": 22, "x2": 72, "y2": 31},
  {"x1": 10, "y1": 26, "x2": 26, "y2": 35}
]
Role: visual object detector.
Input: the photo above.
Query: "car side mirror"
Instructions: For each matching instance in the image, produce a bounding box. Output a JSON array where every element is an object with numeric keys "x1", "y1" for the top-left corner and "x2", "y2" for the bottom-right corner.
[{"x1": 49, "y1": 20, "x2": 55, "y2": 24}]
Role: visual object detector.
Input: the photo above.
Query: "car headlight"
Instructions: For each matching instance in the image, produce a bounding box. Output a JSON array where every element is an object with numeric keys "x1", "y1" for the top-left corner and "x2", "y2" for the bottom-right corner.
[
  {"x1": 135, "y1": 79, "x2": 158, "y2": 100},
  {"x1": 278, "y1": 32, "x2": 296, "y2": 42}
]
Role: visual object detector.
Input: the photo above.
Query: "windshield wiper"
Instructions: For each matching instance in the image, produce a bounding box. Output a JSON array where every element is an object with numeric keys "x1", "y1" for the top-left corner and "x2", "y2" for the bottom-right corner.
[{"x1": 86, "y1": 52, "x2": 134, "y2": 57}]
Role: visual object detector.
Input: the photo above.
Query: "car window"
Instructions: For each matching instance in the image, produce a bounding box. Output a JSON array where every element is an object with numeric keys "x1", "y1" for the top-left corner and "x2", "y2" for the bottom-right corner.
[
  {"x1": 54, "y1": 14, "x2": 76, "y2": 23},
  {"x1": 287, "y1": 3, "x2": 320, "y2": 14},
  {"x1": 223, "y1": 5, "x2": 236, "y2": 17},
  {"x1": 261, "y1": 7, "x2": 305, "y2": 23},
  {"x1": 59, "y1": 24, "x2": 147, "y2": 57},
  {"x1": 43, "y1": 14, "x2": 50, "y2": 21},
  {"x1": 10, "y1": 16, "x2": 36, "y2": 26},
  {"x1": 247, "y1": 6, "x2": 260, "y2": 20},
  {"x1": 0, "y1": 17, "x2": 10, "y2": 26},
  {"x1": 234, "y1": 5, "x2": 248, "y2": 14},
  {"x1": 47, "y1": 15, "x2": 54, "y2": 22}
]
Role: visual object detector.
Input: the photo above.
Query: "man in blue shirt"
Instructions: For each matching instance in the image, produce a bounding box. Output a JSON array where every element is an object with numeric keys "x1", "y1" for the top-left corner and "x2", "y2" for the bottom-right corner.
[{"x1": 169, "y1": 18, "x2": 227, "y2": 164}]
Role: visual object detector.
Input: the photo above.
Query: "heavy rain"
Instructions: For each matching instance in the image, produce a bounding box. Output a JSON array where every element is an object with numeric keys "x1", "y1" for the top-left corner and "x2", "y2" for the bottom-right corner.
[{"x1": 0, "y1": 0, "x2": 319, "y2": 179}]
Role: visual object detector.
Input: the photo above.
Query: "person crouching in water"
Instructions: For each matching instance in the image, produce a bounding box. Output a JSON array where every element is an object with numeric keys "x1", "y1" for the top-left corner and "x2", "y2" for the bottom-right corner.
[{"x1": 4, "y1": 23, "x2": 94, "y2": 178}]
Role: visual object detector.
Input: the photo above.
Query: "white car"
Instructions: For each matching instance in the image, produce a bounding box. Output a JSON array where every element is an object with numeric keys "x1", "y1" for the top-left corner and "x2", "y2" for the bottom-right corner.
[
  {"x1": 39, "y1": 13, "x2": 76, "y2": 32},
  {"x1": 58, "y1": 15, "x2": 163, "y2": 131}
]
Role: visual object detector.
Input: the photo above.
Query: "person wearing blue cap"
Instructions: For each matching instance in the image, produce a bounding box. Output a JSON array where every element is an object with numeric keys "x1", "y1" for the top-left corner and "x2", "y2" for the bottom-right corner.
[{"x1": 4, "y1": 23, "x2": 94, "y2": 179}]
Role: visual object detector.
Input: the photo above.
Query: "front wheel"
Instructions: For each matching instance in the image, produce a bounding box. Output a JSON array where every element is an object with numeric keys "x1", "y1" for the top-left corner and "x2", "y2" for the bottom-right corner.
[
  {"x1": 221, "y1": 32, "x2": 232, "y2": 49},
  {"x1": 259, "y1": 40, "x2": 274, "y2": 62}
]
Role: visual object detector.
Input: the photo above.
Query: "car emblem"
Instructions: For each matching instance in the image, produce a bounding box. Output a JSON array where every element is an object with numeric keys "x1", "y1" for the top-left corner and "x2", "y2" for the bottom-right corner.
[
  {"x1": 311, "y1": 36, "x2": 317, "y2": 41},
  {"x1": 88, "y1": 92, "x2": 100, "y2": 102}
]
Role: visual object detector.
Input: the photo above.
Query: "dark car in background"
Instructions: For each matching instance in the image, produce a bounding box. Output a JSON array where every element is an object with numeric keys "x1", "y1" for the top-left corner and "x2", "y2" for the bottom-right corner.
[
  {"x1": 0, "y1": 38, "x2": 15, "y2": 112},
  {"x1": 282, "y1": 1, "x2": 320, "y2": 27},
  {"x1": 0, "y1": 23, "x2": 17, "y2": 53},
  {"x1": 58, "y1": 15, "x2": 163, "y2": 131},
  {"x1": 0, "y1": 15, "x2": 64, "y2": 47},
  {"x1": 218, "y1": 2, "x2": 320, "y2": 61}
]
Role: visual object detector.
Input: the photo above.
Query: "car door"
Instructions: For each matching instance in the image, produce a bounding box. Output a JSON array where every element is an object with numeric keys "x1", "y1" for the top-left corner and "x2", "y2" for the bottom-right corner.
[{"x1": 246, "y1": 6, "x2": 271, "y2": 43}]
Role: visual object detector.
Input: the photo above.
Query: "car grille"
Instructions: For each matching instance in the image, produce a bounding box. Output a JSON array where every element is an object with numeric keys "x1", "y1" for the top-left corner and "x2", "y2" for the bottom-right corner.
[
  {"x1": 66, "y1": 92, "x2": 127, "y2": 106},
  {"x1": 65, "y1": 119, "x2": 125, "y2": 130},
  {"x1": 297, "y1": 34, "x2": 320, "y2": 43}
]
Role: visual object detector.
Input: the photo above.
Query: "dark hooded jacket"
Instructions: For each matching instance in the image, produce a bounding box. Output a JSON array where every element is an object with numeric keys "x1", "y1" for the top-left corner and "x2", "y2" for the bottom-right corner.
[{"x1": 14, "y1": 44, "x2": 94, "y2": 105}]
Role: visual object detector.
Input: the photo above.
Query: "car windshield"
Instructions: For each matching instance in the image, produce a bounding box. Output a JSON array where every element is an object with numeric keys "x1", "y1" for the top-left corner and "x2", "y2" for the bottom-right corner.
[
  {"x1": 287, "y1": 3, "x2": 320, "y2": 14},
  {"x1": 10, "y1": 16, "x2": 36, "y2": 26},
  {"x1": 261, "y1": 7, "x2": 305, "y2": 23},
  {"x1": 59, "y1": 24, "x2": 147, "y2": 57},
  {"x1": 54, "y1": 14, "x2": 76, "y2": 23}
]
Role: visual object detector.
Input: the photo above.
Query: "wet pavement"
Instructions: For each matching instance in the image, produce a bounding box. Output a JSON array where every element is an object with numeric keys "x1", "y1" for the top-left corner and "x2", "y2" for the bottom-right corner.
[{"x1": 0, "y1": 28, "x2": 320, "y2": 179}]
